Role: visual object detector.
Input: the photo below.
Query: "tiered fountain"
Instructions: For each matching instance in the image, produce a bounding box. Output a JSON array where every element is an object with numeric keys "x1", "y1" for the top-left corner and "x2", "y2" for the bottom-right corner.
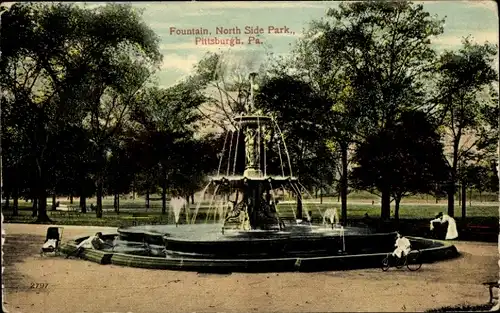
[{"x1": 63, "y1": 73, "x2": 459, "y2": 272}]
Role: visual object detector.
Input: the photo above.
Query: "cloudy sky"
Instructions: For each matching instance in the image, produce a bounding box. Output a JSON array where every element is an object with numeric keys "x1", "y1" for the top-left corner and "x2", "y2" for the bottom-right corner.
[
  {"x1": 6, "y1": 1, "x2": 499, "y2": 88},
  {"x1": 139, "y1": 0, "x2": 498, "y2": 88}
]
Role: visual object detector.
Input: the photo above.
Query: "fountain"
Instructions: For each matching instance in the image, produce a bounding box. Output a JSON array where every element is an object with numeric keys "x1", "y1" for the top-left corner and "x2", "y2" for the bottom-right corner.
[
  {"x1": 170, "y1": 197, "x2": 187, "y2": 226},
  {"x1": 62, "y1": 72, "x2": 459, "y2": 272}
]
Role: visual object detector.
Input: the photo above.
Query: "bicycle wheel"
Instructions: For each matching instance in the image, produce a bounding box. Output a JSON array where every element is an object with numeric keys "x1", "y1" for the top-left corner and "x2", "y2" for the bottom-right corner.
[
  {"x1": 407, "y1": 250, "x2": 422, "y2": 271},
  {"x1": 381, "y1": 255, "x2": 390, "y2": 271},
  {"x1": 396, "y1": 256, "x2": 406, "y2": 269}
]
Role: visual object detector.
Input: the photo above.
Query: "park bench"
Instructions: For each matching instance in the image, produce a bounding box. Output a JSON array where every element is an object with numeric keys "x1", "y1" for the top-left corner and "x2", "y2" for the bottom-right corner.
[
  {"x1": 121, "y1": 214, "x2": 152, "y2": 226},
  {"x1": 483, "y1": 282, "x2": 499, "y2": 304},
  {"x1": 66, "y1": 206, "x2": 81, "y2": 218},
  {"x1": 131, "y1": 213, "x2": 152, "y2": 218},
  {"x1": 48, "y1": 206, "x2": 81, "y2": 218},
  {"x1": 48, "y1": 210, "x2": 65, "y2": 217},
  {"x1": 466, "y1": 224, "x2": 497, "y2": 237},
  {"x1": 467, "y1": 224, "x2": 493, "y2": 231}
]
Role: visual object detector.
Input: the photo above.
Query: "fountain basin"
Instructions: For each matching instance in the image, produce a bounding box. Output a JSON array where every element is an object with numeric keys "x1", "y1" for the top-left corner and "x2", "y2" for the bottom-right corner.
[{"x1": 61, "y1": 224, "x2": 459, "y2": 272}]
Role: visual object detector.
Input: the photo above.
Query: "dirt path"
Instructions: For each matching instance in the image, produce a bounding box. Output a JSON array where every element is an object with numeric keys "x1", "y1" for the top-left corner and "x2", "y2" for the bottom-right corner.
[{"x1": 2, "y1": 224, "x2": 498, "y2": 313}]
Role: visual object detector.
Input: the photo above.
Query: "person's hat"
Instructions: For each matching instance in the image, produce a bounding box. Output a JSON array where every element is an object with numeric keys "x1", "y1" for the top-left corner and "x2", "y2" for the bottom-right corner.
[{"x1": 435, "y1": 212, "x2": 443, "y2": 218}]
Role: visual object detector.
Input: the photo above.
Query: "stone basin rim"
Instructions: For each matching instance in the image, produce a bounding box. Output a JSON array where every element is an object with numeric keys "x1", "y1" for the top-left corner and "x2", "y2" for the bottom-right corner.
[
  {"x1": 61, "y1": 234, "x2": 459, "y2": 272},
  {"x1": 116, "y1": 225, "x2": 390, "y2": 243}
]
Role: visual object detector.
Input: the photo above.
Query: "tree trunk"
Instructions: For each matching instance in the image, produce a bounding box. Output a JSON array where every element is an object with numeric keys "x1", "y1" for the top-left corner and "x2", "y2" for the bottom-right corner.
[
  {"x1": 469, "y1": 188, "x2": 472, "y2": 206},
  {"x1": 34, "y1": 162, "x2": 51, "y2": 223},
  {"x1": 32, "y1": 197, "x2": 38, "y2": 217},
  {"x1": 394, "y1": 196, "x2": 401, "y2": 221},
  {"x1": 96, "y1": 179, "x2": 103, "y2": 218},
  {"x1": 113, "y1": 194, "x2": 119, "y2": 213},
  {"x1": 315, "y1": 188, "x2": 318, "y2": 199},
  {"x1": 95, "y1": 147, "x2": 106, "y2": 218},
  {"x1": 35, "y1": 189, "x2": 51, "y2": 223},
  {"x1": 320, "y1": 188, "x2": 323, "y2": 204},
  {"x1": 448, "y1": 138, "x2": 460, "y2": 217},
  {"x1": 5, "y1": 192, "x2": 10, "y2": 209},
  {"x1": 296, "y1": 193, "x2": 303, "y2": 220},
  {"x1": 340, "y1": 144, "x2": 348, "y2": 226},
  {"x1": 191, "y1": 193, "x2": 195, "y2": 205},
  {"x1": 80, "y1": 194, "x2": 87, "y2": 213},
  {"x1": 146, "y1": 191, "x2": 150, "y2": 210},
  {"x1": 185, "y1": 194, "x2": 190, "y2": 224},
  {"x1": 51, "y1": 194, "x2": 57, "y2": 210},
  {"x1": 479, "y1": 191, "x2": 482, "y2": 203},
  {"x1": 12, "y1": 187, "x2": 19, "y2": 216},
  {"x1": 461, "y1": 182, "x2": 466, "y2": 221},
  {"x1": 132, "y1": 179, "x2": 136, "y2": 200},
  {"x1": 381, "y1": 187, "x2": 391, "y2": 220},
  {"x1": 161, "y1": 177, "x2": 167, "y2": 215},
  {"x1": 447, "y1": 182, "x2": 455, "y2": 217},
  {"x1": 70, "y1": 194, "x2": 73, "y2": 204}
]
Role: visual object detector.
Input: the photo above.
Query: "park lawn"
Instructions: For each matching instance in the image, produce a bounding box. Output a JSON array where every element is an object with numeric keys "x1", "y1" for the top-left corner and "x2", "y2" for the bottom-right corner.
[
  {"x1": 4, "y1": 197, "x2": 497, "y2": 227},
  {"x1": 275, "y1": 202, "x2": 498, "y2": 219}
]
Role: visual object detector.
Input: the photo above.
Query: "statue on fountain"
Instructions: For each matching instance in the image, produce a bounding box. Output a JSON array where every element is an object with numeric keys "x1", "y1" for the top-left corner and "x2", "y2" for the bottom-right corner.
[
  {"x1": 219, "y1": 72, "x2": 286, "y2": 231},
  {"x1": 225, "y1": 199, "x2": 250, "y2": 230}
]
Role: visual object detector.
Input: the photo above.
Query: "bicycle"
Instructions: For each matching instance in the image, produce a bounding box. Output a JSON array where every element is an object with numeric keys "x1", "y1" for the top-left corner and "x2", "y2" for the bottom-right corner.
[{"x1": 381, "y1": 249, "x2": 422, "y2": 271}]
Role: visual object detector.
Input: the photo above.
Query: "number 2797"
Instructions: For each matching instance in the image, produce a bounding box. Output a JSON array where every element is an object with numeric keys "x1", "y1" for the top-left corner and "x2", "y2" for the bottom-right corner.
[{"x1": 30, "y1": 283, "x2": 48, "y2": 289}]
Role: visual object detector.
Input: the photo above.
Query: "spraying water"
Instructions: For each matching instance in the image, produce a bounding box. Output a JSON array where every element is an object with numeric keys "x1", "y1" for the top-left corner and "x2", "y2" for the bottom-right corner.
[
  {"x1": 323, "y1": 208, "x2": 340, "y2": 228},
  {"x1": 205, "y1": 185, "x2": 221, "y2": 223},
  {"x1": 170, "y1": 197, "x2": 186, "y2": 226},
  {"x1": 297, "y1": 182, "x2": 326, "y2": 221},
  {"x1": 190, "y1": 182, "x2": 212, "y2": 224},
  {"x1": 272, "y1": 118, "x2": 293, "y2": 177}
]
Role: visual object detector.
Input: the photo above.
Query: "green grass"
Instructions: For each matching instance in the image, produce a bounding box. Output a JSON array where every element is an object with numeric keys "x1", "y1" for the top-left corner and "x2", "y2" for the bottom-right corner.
[
  {"x1": 3, "y1": 196, "x2": 497, "y2": 227},
  {"x1": 425, "y1": 303, "x2": 494, "y2": 312},
  {"x1": 290, "y1": 203, "x2": 498, "y2": 219},
  {"x1": 3, "y1": 209, "x2": 175, "y2": 227}
]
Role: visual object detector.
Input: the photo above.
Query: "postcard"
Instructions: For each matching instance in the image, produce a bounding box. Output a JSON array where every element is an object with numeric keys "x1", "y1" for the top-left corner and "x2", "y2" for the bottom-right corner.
[{"x1": 1, "y1": 1, "x2": 499, "y2": 312}]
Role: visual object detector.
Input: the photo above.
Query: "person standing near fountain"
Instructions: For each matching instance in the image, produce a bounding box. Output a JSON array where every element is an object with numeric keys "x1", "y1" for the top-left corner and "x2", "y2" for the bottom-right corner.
[{"x1": 430, "y1": 212, "x2": 458, "y2": 240}]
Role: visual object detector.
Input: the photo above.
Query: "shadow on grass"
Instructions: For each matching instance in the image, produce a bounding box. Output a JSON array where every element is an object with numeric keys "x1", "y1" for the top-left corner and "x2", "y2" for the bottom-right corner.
[
  {"x1": 3, "y1": 233, "x2": 45, "y2": 289},
  {"x1": 426, "y1": 303, "x2": 494, "y2": 312}
]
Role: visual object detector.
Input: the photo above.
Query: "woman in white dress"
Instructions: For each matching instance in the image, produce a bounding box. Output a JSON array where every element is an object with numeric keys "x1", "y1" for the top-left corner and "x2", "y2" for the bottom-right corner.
[{"x1": 430, "y1": 212, "x2": 458, "y2": 240}]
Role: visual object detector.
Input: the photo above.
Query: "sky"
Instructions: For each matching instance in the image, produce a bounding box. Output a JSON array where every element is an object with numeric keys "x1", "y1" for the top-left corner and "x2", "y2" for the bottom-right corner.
[{"x1": 5, "y1": 1, "x2": 499, "y2": 88}]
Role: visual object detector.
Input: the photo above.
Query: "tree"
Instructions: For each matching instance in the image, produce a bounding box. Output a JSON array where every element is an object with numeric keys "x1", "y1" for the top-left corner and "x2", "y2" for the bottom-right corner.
[
  {"x1": 278, "y1": 1, "x2": 445, "y2": 220},
  {"x1": 436, "y1": 37, "x2": 498, "y2": 217},
  {"x1": 351, "y1": 111, "x2": 449, "y2": 220},
  {"x1": 189, "y1": 50, "x2": 269, "y2": 131},
  {"x1": 256, "y1": 75, "x2": 337, "y2": 197},
  {"x1": 1, "y1": 3, "x2": 93, "y2": 221},
  {"x1": 0, "y1": 3, "x2": 162, "y2": 220},
  {"x1": 132, "y1": 82, "x2": 204, "y2": 214},
  {"x1": 67, "y1": 4, "x2": 162, "y2": 218},
  {"x1": 168, "y1": 136, "x2": 219, "y2": 203},
  {"x1": 104, "y1": 134, "x2": 138, "y2": 214}
]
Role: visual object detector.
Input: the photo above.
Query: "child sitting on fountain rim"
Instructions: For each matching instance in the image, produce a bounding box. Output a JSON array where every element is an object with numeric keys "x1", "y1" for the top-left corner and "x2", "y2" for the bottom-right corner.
[{"x1": 392, "y1": 232, "x2": 411, "y2": 260}]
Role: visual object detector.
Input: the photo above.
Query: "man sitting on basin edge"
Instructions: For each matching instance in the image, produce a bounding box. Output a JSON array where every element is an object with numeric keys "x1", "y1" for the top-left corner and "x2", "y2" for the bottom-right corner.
[{"x1": 66, "y1": 232, "x2": 105, "y2": 259}]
